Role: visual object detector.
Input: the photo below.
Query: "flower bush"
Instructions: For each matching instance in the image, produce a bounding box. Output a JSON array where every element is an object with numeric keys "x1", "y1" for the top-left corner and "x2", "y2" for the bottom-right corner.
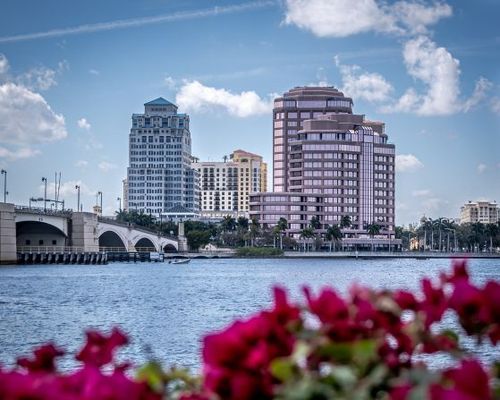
[{"x1": 0, "y1": 260, "x2": 498, "y2": 399}]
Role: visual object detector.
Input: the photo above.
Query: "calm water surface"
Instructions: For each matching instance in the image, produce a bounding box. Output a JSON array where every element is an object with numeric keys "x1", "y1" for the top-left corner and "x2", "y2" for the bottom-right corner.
[{"x1": 0, "y1": 258, "x2": 498, "y2": 370}]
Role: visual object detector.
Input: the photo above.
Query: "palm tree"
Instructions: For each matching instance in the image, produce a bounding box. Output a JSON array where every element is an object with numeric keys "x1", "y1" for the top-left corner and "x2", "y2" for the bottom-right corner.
[
  {"x1": 237, "y1": 216, "x2": 249, "y2": 231},
  {"x1": 325, "y1": 224, "x2": 342, "y2": 252},
  {"x1": 275, "y1": 217, "x2": 288, "y2": 250},
  {"x1": 471, "y1": 222, "x2": 485, "y2": 252},
  {"x1": 249, "y1": 218, "x2": 260, "y2": 247},
  {"x1": 367, "y1": 223, "x2": 381, "y2": 252},
  {"x1": 300, "y1": 226, "x2": 315, "y2": 252},
  {"x1": 340, "y1": 215, "x2": 351, "y2": 229},
  {"x1": 485, "y1": 223, "x2": 498, "y2": 253},
  {"x1": 221, "y1": 215, "x2": 236, "y2": 232}
]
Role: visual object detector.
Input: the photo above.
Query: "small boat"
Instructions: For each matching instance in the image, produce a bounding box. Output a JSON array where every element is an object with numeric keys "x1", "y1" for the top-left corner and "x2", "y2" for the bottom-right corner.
[{"x1": 169, "y1": 258, "x2": 190, "y2": 265}]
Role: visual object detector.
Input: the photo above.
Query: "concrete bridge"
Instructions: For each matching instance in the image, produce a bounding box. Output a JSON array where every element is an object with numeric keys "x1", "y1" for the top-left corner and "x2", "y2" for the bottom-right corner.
[{"x1": 0, "y1": 203, "x2": 184, "y2": 265}]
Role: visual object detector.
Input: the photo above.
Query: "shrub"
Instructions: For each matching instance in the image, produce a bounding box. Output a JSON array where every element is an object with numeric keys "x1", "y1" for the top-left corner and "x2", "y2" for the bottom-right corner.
[{"x1": 235, "y1": 247, "x2": 284, "y2": 257}]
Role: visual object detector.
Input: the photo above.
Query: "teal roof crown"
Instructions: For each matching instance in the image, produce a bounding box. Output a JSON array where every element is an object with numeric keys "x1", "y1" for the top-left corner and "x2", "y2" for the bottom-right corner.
[{"x1": 144, "y1": 97, "x2": 177, "y2": 107}]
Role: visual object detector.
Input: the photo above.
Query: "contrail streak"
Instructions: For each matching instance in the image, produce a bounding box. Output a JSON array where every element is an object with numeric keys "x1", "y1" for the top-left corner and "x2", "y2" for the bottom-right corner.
[{"x1": 0, "y1": 1, "x2": 276, "y2": 43}]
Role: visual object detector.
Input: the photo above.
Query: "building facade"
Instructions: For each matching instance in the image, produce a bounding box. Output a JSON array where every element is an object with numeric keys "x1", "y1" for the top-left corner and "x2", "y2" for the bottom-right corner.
[
  {"x1": 250, "y1": 86, "x2": 399, "y2": 248},
  {"x1": 193, "y1": 149, "x2": 267, "y2": 219},
  {"x1": 126, "y1": 98, "x2": 199, "y2": 217},
  {"x1": 460, "y1": 201, "x2": 499, "y2": 224}
]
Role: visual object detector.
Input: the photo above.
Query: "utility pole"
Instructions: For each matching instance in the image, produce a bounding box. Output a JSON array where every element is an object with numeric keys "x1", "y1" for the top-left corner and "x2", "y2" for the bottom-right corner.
[
  {"x1": 75, "y1": 185, "x2": 81, "y2": 212},
  {"x1": 42, "y1": 177, "x2": 47, "y2": 211},
  {"x1": 1, "y1": 169, "x2": 6, "y2": 203}
]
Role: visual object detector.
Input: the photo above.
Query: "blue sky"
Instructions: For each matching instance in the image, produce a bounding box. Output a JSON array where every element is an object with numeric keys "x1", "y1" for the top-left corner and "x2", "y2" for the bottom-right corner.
[{"x1": 0, "y1": 0, "x2": 498, "y2": 225}]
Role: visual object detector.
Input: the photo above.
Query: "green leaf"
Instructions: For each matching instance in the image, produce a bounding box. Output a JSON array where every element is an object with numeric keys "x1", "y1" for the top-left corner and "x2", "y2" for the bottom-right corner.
[
  {"x1": 136, "y1": 361, "x2": 165, "y2": 393},
  {"x1": 271, "y1": 357, "x2": 295, "y2": 382}
]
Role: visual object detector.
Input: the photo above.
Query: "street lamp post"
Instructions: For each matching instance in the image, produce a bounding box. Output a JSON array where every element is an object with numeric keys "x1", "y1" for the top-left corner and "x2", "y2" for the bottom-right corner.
[
  {"x1": 75, "y1": 185, "x2": 81, "y2": 212},
  {"x1": 1, "y1": 169, "x2": 6, "y2": 203},
  {"x1": 42, "y1": 177, "x2": 47, "y2": 211},
  {"x1": 98, "y1": 191, "x2": 103, "y2": 214},
  {"x1": 117, "y1": 197, "x2": 121, "y2": 212}
]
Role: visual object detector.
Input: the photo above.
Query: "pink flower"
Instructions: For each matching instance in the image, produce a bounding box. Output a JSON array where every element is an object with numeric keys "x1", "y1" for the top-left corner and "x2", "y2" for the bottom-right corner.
[
  {"x1": 17, "y1": 343, "x2": 64, "y2": 373},
  {"x1": 76, "y1": 327, "x2": 128, "y2": 367}
]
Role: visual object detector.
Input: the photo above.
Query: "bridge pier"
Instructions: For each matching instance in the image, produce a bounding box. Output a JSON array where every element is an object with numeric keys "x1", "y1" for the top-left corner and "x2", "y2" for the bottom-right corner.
[
  {"x1": 0, "y1": 203, "x2": 16, "y2": 265},
  {"x1": 71, "y1": 212, "x2": 99, "y2": 252}
]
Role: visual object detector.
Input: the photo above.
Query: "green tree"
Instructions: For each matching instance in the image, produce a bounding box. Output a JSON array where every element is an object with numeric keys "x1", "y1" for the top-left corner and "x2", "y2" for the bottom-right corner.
[
  {"x1": 325, "y1": 224, "x2": 342, "y2": 252},
  {"x1": 221, "y1": 215, "x2": 237, "y2": 232},
  {"x1": 367, "y1": 223, "x2": 381, "y2": 252},
  {"x1": 186, "y1": 230, "x2": 211, "y2": 251},
  {"x1": 248, "y1": 218, "x2": 260, "y2": 247},
  {"x1": 485, "y1": 223, "x2": 498, "y2": 252},
  {"x1": 340, "y1": 215, "x2": 351, "y2": 229}
]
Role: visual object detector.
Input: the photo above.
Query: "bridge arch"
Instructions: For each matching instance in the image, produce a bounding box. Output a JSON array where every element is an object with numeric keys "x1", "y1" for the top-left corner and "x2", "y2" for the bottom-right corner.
[
  {"x1": 163, "y1": 244, "x2": 177, "y2": 253},
  {"x1": 98, "y1": 230, "x2": 127, "y2": 251},
  {"x1": 133, "y1": 237, "x2": 157, "y2": 252},
  {"x1": 16, "y1": 220, "x2": 68, "y2": 248}
]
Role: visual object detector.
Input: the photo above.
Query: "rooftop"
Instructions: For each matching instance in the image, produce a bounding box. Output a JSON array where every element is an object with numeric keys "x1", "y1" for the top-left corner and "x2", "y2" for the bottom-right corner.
[{"x1": 144, "y1": 97, "x2": 177, "y2": 107}]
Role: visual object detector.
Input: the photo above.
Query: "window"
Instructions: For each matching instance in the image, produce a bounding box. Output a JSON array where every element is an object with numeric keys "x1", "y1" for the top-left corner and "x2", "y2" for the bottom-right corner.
[{"x1": 39, "y1": 240, "x2": 44, "y2": 245}]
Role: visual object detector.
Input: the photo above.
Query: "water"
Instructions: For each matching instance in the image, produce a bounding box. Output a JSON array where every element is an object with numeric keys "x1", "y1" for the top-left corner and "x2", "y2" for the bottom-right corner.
[{"x1": 0, "y1": 258, "x2": 498, "y2": 371}]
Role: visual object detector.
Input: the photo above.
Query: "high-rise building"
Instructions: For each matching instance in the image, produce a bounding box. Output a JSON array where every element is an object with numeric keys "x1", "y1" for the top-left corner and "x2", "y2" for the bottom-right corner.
[
  {"x1": 193, "y1": 149, "x2": 267, "y2": 218},
  {"x1": 250, "y1": 86, "x2": 399, "y2": 250},
  {"x1": 460, "y1": 201, "x2": 499, "y2": 224},
  {"x1": 126, "y1": 98, "x2": 199, "y2": 217}
]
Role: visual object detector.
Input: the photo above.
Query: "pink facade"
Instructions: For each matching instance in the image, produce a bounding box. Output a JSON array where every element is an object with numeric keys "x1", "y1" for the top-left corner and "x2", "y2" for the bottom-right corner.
[{"x1": 250, "y1": 86, "x2": 399, "y2": 246}]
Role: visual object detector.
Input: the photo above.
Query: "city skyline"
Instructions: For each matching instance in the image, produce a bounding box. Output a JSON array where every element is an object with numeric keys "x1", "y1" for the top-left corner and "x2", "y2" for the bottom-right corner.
[{"x1": 0, "y1": 0, "x2": 499, "y2": 225}]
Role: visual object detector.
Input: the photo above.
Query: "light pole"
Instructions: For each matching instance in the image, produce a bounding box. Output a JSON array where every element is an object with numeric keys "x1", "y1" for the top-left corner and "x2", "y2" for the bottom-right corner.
[
  {"x1": 98, "y1": 191, "x2": 103, "y2": 214},
  {"x1": 1, "y1": 169, "x2": 6, "y2": 203},
  {"x1": 117, "y1": 197, "x2": 121, "y2": 212},
  {"x1": 75, "y1": 185, "x2": 81, "y2": 212},
  {"x1": 41, "y1": 177, "x2": 47, "y2": 211}
]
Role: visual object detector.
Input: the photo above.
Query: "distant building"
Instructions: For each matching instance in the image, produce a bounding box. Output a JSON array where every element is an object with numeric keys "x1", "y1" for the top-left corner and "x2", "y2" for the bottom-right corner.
[
  {"x1": 460, "y1": 201, "x2": 499, "y2": 224},
  {"x1": 122, "y1": 178, "x2": 128, "y2": 211},
  {"x1": 193, "y1": 149, "x2": 267, "y2": 219},
  {"x1": 249, "y1": 86, "x2": 399, "y2": 250},
  {"x1": 126, "y1": 98, "x2": 199, "y2": 218}
]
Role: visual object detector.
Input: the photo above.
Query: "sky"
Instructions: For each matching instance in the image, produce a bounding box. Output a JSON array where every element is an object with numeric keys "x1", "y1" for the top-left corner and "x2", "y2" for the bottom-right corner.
[{"x1": 0, "y1": 0, "x2": 499, "y2": 225}]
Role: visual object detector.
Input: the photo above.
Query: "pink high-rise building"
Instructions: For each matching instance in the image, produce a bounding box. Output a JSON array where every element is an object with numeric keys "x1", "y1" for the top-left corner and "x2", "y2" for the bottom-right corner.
[{"x1": 250, "y1": 86, "x2": 400, "y2": 250}]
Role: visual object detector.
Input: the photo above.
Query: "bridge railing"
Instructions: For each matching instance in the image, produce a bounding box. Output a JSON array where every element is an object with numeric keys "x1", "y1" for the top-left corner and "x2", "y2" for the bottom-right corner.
[
  {"x1": 14, "y1": 206, "x2": 73, "y2": 217},
  {"x1": 17, "y1": 246, "x2": 161, "y2": 253},
  {"x1": 97, "y1": 217, "x2": 178, "y2": 241}
]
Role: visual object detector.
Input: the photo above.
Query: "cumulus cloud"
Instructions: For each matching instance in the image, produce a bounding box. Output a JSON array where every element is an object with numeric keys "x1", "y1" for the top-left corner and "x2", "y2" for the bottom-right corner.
[
  {"x1": 0, "y1": 53, "x2": 9, "y2": 75},
  {"x1": 462, "y1": 77, "x2": 492, "y2": 112},
  {"x1": 283, "y1": 0, "x2": 452, "y2": 38},
  {"x1": 42, "y1": 180, "x2": 93, "y2": 198},
  {"x1": 89, "y1": 69, "x2": 100, "y2": 75},
  {"x1": 412, "y1": 189, "x2": 431, "y2": 197},
  {"x1": 75, "y1": 160, "x2": 88, "y2": 168},
  {"x1": 335, "y1": 56, "x2": 393, "y2": 102},
  {"x1": 396, "y1": 154, "x2": 424, "y2": 172},
  {"x1": 77, "y1": 117, "x2": 91, "y2": 130},
  {"x1": 477, "y1": 163, "x2": 487, "y2": 174},
  {"x1": 176, "y1": 80, "x2": 274, "y2": 117},
  {"x1": 15, "y1": 61, "x2": 67, "y2": 91},
  {"x1": 0, "y1": 82, "x2": 67, "y2": 145},
  {"x1": 98, "y1": 161, "x2": 117, "y2": 172},
  {"x1": 164, "y1": 76, "x2": 176, "y2": 89},
  {"x1": 491, "y1": 97, "x2": 500, "y2": 114},
  {"x1": 0, "y1": 146, "x2": 40, "y2": 161},
  {"x1": 421, "y1": 197, "x2": 448, "y2": 212}
]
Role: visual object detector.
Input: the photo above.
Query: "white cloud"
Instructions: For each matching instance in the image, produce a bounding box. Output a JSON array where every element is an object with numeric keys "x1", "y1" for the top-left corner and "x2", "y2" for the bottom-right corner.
[
  {"x1": 75, "y1": 160, "x2": 88, "y2": 168},
  {"x1": 477, "y1": 163, "x2": 487, "y2": 174},
  {"x1": 164, "y1": 76, "x2": 176, "y2": 89},
  {"x1": 0, "y1": 146, "x2": 40, "y2": 161},
  {"x1": 283, "y1": 0, "x2": 452, "y2": 38},
  {"x1": 0, "y1": 53, "x2": 9, "y2": 75},
  {"x1": 396, "y1": 154, "x2": 424, "y2": 172},
  {"x1": 41, "y1": 180, "x2": 93, "y2": 198},
  {"x1": 491, "y1": 97, "x2": 500, "y2": 114},
  {"x1": 84, "y1": 136, "x2": 103, "y2": 150},
  {"x1": 77, "y1": 117, "x2": 91, "y2": 130},
  {"x1": 17, "y1": 67, "x2": 58, "y2": 91},
  {"x1": 462, "y1": 77, "x2": 492, "y2": 112},
  {"x1": 89, "y1": 69, "x2": 100, "y2": 75},
  {"x1": 0, "y1": 83, "x2": 67, "y2": 145},
  {"x1": 335, "y1": 56, "x2": 393, "y2": 102},
  {"x1": 400, "y1": 35, "x2": 461, "y2": 115},
  {"x1": 412, "y1": 189, "x2": 431, "y2": 197},
  {"x1": 98, "y1": 161, "x2": 117, "y2": 172},
  {"x1": 421, "y1": 197, "x2": 448, "y2": 212},
  {"x1": 176, "y1": 80, "x2": 274, "y2": 117}
]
